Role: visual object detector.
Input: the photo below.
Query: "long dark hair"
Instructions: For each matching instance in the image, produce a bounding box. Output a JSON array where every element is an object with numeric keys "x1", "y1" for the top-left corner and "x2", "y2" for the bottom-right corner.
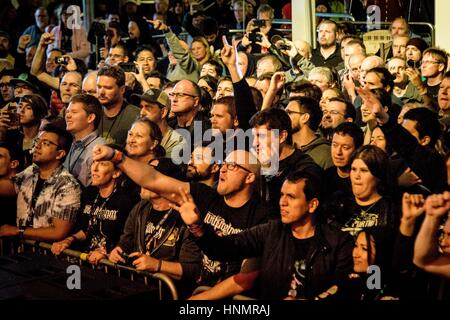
[{"x1": 351, "y1": 145, "x2": 391, "y2": 196}]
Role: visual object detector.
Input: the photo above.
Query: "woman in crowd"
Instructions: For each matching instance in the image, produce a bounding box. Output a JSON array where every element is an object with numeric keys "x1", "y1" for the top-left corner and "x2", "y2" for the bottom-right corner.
[
  {"x1": 334, "y1": 226, "x2": 397, "y2": 300},
  {"x1": 326, "y1": 145, "x2": 399, "y2": 237},
  {"x1": 108, "y1": 158, "x2": 201, "y2": 297},
  {"x1": 125, "y1": 117, "x2": 166, "y2": 164},
  {"x1": 51, "y1": 146, "x2": 140, "y2": 264},
  {"x1": 47, "y1": 3, "x2": 90, "y2": 60}
]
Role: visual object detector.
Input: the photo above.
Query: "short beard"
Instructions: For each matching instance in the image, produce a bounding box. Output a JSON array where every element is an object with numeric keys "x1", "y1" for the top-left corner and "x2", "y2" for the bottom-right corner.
[{"x1": 320, "y1": 42, "x2": 335, "y2": 50}]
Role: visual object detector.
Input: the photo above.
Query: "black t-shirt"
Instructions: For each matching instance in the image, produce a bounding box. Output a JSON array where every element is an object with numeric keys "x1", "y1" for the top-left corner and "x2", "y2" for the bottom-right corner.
[
  {"x1": 287, "y1": 237, "x2": 314, "y2": 299},
  {"x1": 0, "y1": 194, "x2": 17, "y2": 226},
  {"x1": 189, "y1": 182, "x2": 268, "y2": 286},
  {"x1": 143, "y1": 207, "x2": 187, "y2": 261},
  {"x1": 78, "y1": 183, "x2": 140, "y2": 252},
  {"x1": 341, "y1": 199, "x2": 384, "y2": 237},
  {"x1": 323, "y1": 167, "x2": 352, "y2": 199},
  {"x1": 425, "y1": 82, "x2": 440, "y2": 101},
  {"x1": 264, "y1": 149, "x2": 322, "y2": 218}
]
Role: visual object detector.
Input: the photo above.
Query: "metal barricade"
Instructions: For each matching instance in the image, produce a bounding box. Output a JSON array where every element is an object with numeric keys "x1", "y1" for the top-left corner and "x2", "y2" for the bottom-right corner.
[
  {"x1": 191, "y1": 285, "x2": 255, "y2": 300},
  {"x1": 0, "y1": 238, "x2": 178, "y2": 300},
  {"x1": 348, "y1": 21, "x2": 436, "y2": 47}
]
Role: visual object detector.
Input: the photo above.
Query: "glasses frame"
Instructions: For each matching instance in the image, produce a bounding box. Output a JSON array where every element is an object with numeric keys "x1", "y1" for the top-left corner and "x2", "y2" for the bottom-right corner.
[{"x1": 222, "y1": 161, "x2": 253, "y2": 174}]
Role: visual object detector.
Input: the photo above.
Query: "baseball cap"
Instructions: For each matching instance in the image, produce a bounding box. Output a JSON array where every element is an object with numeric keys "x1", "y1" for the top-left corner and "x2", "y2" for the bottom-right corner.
[
  {"x1": 132, "y1": 88, "x2": 170, "y2": 108},
  {"x1": 10, "y1": 73, "x2": 39, "y2": 92}
]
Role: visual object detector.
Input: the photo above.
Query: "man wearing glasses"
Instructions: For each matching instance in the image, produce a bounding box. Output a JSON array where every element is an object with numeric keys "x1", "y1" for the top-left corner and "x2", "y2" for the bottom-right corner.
[
  {"x1": 167, "y1": 79, "x2": 211, "y2": 150},
  {"x1": 320, "y1": 97, "x2": 356, "y2": 141},
  {"x1": 0, "y1": 70, "x2": 15, "y2": 108},
  {"x1": 93, "y1": 144, "x2": 267, "y2": 288},
  {"x1": 286, "y1": 97, "x2": 333, "y2": 170},
  {"x1": 0, "y1": 123, "x2": 81, "y2": 242},
  {"x1": 408, "y1": 47, "x2": 448, "y2": 107}
]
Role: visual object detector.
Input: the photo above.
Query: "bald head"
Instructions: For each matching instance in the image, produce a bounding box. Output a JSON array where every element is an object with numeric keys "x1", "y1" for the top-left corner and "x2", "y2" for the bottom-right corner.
[
  {"x1": 225, "y1": 149, "x2": 261, "y2": 175},
  {"x1": 82, "y1": 71, "x2": 98, "y2": 96},
  {"x1": 360, "y1": 56, "x2": 385, "y2": 85}
]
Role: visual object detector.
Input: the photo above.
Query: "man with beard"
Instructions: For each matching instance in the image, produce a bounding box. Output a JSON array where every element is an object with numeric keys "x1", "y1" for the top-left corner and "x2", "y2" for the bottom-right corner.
[
  {"x1": 311, "y1": 20, "x2": 343, "y2": 70},
  {"x1": 0, "y1": 70, "x2": 15, "y2": 108},
  {"x1": 320, "y1": 97, "x2": 356, "y2": 141},
  {"x1": 0, "y1": 123, "x2": 81, "y2": 241},
  {"x1": 286, "y1": 97, "x2": 332, "y2": 170},
  {"x1": 0, "y1": 31, "x2": 15, "y2": 69},
  {"x1": 96, "y1": 65, "x2": 140, "y2": 146},
  {"x1": 187, "y1": 144, "x2": 220, "y2": 188},
  {"x1": 93, "y1": 145, "x2": 267, "y2": 287},
  {"x1": 19, "y1": 7, "x2": 49, "y2": 49}
]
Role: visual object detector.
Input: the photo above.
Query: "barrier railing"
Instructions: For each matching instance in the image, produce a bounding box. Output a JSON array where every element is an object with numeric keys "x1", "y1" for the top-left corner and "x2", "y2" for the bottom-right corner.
[
  {"x1": 0, "y1": 238, "x2": 179, "y2": 300},
  {"x1": 348, "y1": 21, "x2": 435, "y2": 46},
  {"x1": 192, "y1": 285, "x2": 255, "y2": 300}
]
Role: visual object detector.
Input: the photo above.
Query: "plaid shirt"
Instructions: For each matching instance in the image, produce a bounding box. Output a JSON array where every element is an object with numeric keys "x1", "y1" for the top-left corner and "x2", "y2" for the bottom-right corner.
[{"x1": 13, "y1": 165, "x2": 81, "y2": 228}]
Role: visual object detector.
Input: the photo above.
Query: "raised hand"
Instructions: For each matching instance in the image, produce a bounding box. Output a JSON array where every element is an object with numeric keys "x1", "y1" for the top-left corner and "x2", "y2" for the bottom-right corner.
[
  {"x1": 170, "y1": 187, "x2": 201, "y2": 227},
  {"x1": 18, "y1": 34, "x2": 32, "y2": 50},
  {"x1": 269, "y1": 71, "x2": 286, "y2": 93},
  {"x1": 148, "y1": 19, "x2": 168, "y2": 32},
  {"x1": 255, "y1": 32, "x2": 271, "y2": 49},
  {"x1": 283, "y1": 39, "x2": 298, "y2": 58},
  {"x1": 424, "y1": 192, "x2": 450, "y2": 218},
  {"x1": 92, "y1": 144, "x2": 115, "y2": 162},
  {"x1": 39, "y1": 32, "x2": 54, "y2": 47},
  {"x1": 357, "y1": 88, "x2": 389, "y2": 125},
  {"x1": 404, "y1": 67, "x2": 425, "y2": 91},
  {"x1": 220, "y1": 35, "x2": 237, "y2": 67},
  {"x1": 402, "y1": 193, "x2": 425, "y2": 221}
]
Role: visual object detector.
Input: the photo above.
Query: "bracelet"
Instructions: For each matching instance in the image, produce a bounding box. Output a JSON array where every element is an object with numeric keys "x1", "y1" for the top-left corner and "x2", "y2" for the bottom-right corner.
[
  {"x1": 68, "y1": 235, "x2": 77, "y2": 243},
  {"x1": 155, "y1": 259, "x2": 162, "y2": 272},
  {"x1": 110, "y1": 150, "x2": 125, "y2": 165}
]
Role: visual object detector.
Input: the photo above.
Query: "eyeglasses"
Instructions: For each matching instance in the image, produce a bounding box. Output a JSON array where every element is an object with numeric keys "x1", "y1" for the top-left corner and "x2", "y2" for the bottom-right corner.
[
  {"x1": 421, "y1": 60, "x2": 442, "y2": 65},
  {"x1": 285, "y1": 109, "x2": 306, "y2": 116},
  {"x1": 169, "y1": 92, "x2": 198, "y2": 99},
  {"x1": 323, "y1": 110, "x2": 345, "y2": 116},
  {"x1": 0, "y1": 82, "x2": 11, "y2": 87},
  {"x1": 35, "y1": 138, "x2": 60, "y2": 148},
  {"x1": 221, "y1": 161, "x2": 253, "y2": 174}
]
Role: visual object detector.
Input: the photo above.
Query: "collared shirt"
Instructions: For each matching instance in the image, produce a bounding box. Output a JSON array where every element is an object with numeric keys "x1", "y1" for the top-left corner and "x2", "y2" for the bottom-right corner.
[
  {"x1": 13, "y1": 165, "x2": 81, "y2": 228},
  {"x1": 63, "y1": 131, "x2": 105, "y2": 187},
  {"x1": 161, "y1": 128, "x2": 187, "y2": 160}
]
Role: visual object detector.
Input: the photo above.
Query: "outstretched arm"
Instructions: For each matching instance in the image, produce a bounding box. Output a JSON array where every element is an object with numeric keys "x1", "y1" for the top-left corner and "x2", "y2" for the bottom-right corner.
[
  {"x1": 413, "y1": 192, "x2": 450, "y2": 278},
  {"x1": 93, "y1": 145, "x2": 189, "y2": 203},
  {"x1": 31, "y1": 33, "x2": 59, "y2": 90}
]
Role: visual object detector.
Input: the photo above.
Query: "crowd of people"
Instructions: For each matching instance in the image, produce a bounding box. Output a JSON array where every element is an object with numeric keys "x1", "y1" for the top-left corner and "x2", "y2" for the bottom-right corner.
[{"x1": 0, "y1": 0, "x2": 449, "y2": 300}]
